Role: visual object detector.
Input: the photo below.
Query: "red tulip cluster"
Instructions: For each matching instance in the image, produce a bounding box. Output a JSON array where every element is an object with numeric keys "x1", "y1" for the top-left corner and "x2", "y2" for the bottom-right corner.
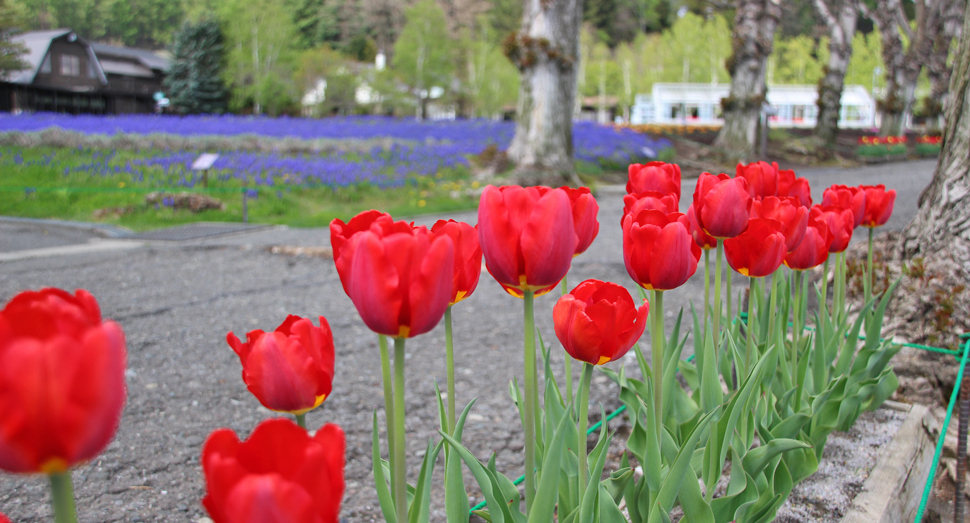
[
  {"x1": 917, "y1": 135, "x2": 942, "y2": 145},
  {"x1": 858, "y1": 135, "x2": 907, "y2": 145}
]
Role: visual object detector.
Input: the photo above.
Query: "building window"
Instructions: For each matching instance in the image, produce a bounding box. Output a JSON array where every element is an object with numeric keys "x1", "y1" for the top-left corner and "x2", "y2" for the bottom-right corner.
[
  {"x1": 40, "y1": 54, "x2": 51, "y2": 74},
  {"x1": 60, "y1": 55, "x2": 81, "y2": 77}
]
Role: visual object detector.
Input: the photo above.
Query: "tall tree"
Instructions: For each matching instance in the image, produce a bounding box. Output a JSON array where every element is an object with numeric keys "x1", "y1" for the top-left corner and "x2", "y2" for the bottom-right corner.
[
  {"x1": 713, "y1": 0, "x2": 783, "y2": 158},
  {"x1": 165, "y1": 19, "x2": 228, "y2": 114},
  {"x1": 393, "y1": 0, "x2": 454, "y2": 119},
  {"x1": 901, "y1": 3, "x2": 970, "y2": 265},
  {"x1": 0, "y1": 0, "x2": 27, "y2": 77},
  {"x1": 812, "y1": 0, "x2": 860, "y2": 146},
  {"x1": 924, "y1": 0, "x2": 965, "y2": 127},
  {"x1": 505, "y1": 0, "x2": 584, "y2": 184}
]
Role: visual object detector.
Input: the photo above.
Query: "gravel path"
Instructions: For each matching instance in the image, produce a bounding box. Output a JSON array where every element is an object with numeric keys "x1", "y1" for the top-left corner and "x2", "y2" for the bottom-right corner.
[{"x1": 0, "y1": 159, "x2": 936, "y2": 522}]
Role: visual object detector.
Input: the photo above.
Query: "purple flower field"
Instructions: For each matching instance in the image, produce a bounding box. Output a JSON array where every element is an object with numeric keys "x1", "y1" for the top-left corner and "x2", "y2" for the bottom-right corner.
[{"x1": 0, "y1": 114, "x2": 672, "y2": 188}]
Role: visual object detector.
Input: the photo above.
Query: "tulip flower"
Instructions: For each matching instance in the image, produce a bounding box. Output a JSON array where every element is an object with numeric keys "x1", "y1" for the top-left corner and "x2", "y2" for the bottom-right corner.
[
  {"x1": 0, "y1": 511, "x2": 8, "y2": 523},
  {"x1": 736, "y1": 161, "x2": 778, "y2": 199},
  {"x1": 623, "y1": 191, "x2": 679, "y2": 219},
  {"x1": 724, "y1": 218, "x2": 787, "y2": 278},
  {"x1": 822, "y1": 185, "x2": 866, "y2": 228},
  {"x1": 692, "y1": 172, "x2": 751, "y2": 239},
  {"x1": 860, "y1": 184, "x2": 896, "y2": 228},
  {"x1": 431, "y1": 220, "x2": 482, "y2": 305},
  {"x1": 811, "y1": 205, "x2": 854, "y2": 253},
  {"x1": 554, "y1": 279, "x2": 649, "y2": 366},
  {"x1": 333, "y1": 216, "x2": 453, "y2": 339},
  {"x1": 784, "y1": 217, "x2": 833, "y2": 270},
  {"x1": 560, "y1": 187, "x2": 600, "y2": 256},
  {"x1": 477, "y1": 185, "x2": 576, "y2": 297},
  {"x1": 330, "y1": 209, "x2": 394, "y2": 264},
  {"x1": 777, "y1": 168, "x2": 813, "y2": 207},
  {"x1": 0, "y1": 288, "x2": 127, "y2": 523},
  {"x1": 623, "y1": 209, "x2": 700, "y2": 291},
  {"x1": 686, "y1": 204, "x2": 717, "y2": 250},
  {"x1": 202, "y1": 418, "x2": 345, "y2": 523},
  {"x1": 627, "y1": 161, "x2": 681, "y2": 201},
  {"x1": 749, "y1": 196, "x2": 808, "y2": 252},
  {"x1": 227, "y1": 315, "x2": 335, "y2": 424}
]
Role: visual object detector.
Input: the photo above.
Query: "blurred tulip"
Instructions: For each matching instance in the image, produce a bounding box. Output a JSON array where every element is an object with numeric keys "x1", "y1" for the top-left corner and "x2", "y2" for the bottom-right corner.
[
  {"x1": 736, "y1": 161, "x2": 778, "y2": 199},
  {"x1": 561, "y1": 187, "x2": 600, "y2": 256},
  {"x1": 860, "y1": 185, "x2": 896, "y2": 228},
  {"x1": 785, "y1": 217, "x2": 833, "y2": 270},
  {"x1": 822, "y1": 185, "x2": 866, "y2": 228},
  {"x1": 724, "y1": 219, "x2": 787, "y2": 277},
  {"x1": 227, "y1": 315, "x2": 335, "y2": 416},
  {"x1": 686, "y1": 204, "x2": 717, "y2": 250},
  {"x1": 477, "y1": 185, "x2": 576, "y2": 297},
  {"x1": 431, "y1": 220, "x2": 482, "y2": 304},
  {"x1": 0, "y1": 511, "x2": 8, "y2": 523},
  {"x1": 202, "y1": 418, "x2": 345, "y2": 523},
  {"x1": 334, "y1": 215, "x2": 454, "y2": 338},
  {"x1": 749, "y1": 196, "x2": 808, "y2": 252},
  {"x1": 693, "y1": 172, "x2": 751, "y2": 239},
  {"x1": 777, "y1": 168, "x2": 813, "y2": 207},
  {"x1": 811, "y1": 205, "x2": 854, "y2": 253},
  {"x1": 554, "y1": 280, "x2": 649, "y2": 366},
  {"x1": 0, "y1": 288, "x2": 126, "y2": 474},
  {"x1": 627, "y1": 161, "x2": 681, "y2": 200},
  {"x1": 623, "y1": 191, "x2": 679, "y2": 218},
  {"x1": 622, "y1": 209, "x2": 701, "y2": 290}
]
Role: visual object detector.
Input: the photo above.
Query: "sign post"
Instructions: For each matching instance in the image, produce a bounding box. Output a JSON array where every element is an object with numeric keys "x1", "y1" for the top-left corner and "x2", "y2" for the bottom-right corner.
[{"x1": 191, "y1": 153, "x2": 219, "y2": 189}]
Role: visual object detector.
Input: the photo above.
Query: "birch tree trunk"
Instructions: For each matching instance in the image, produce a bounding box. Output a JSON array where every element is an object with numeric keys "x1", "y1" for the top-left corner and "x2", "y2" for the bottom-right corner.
[
  {"x1": 926, "y1": 0, "x2": 965, "y2": 129},
  {"x1": 713, "y1": 0, "x2": 782, "y2": 158},
  {"x1": 813, "y1": 0, "x2": 858, "y2": 146},
  {"x1": 901, "y1": 4, "x2": 970, "y2": 262},
  {"x1": 505, "y1": 0, "x2": 584, "y2": 185}
]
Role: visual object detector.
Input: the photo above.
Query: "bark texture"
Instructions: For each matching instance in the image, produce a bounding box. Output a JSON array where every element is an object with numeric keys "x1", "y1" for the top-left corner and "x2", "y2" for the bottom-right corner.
[
  {"x1": 505, "y1": 0, "x2": 584, "y2": 186},
  {"x1": 813, "y1": 0, "x2": 859, "y2": 146},
  {"x1": 713, "y1": 0, "x2": 782, "y2": 158},
  {"x1": 901, "y1": 4, "x2": 970, "y2": 263},
  {"x1": 926, "y1": 0, "x2": 966, "y2": 127}
]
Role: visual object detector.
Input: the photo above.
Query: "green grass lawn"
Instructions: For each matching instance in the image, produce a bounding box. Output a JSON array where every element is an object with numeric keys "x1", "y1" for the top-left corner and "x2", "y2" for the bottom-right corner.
[{"x1": 0, "y1": 146, "x2": 482, "y2": 231}]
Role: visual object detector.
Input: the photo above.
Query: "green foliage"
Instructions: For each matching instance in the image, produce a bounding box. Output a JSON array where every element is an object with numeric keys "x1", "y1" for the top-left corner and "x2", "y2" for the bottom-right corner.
[
  {"x1": 769, "y1": 35, "x2": 826, "y2": 85},
  {"x1": 392, "y1": 0, "x2": 454, "y2": 116},
  {"x1": 584, "y1": 0, "x2": 674, "y2": 48},
  {"x1": 0, "y1": 0, "x2": 26, "y2": 75},
  {"x1": 845, "y1": 30, "x2": 885, "y2": 90},
  {"x1": 11, "y1": 0, "x2": 183, "y2": 48},
  {"x1": 659, "y1": 12, "x2": 731, "y2": 85},
  {"x1": 294, "y1": 46, "x2": 359, "y2": 116},
  {"x1": 165, "y1": 19, "x2": 228, "y2": 115},
  {"x1": 459, "y1": 23, "x2": 519, "y2": 118}
]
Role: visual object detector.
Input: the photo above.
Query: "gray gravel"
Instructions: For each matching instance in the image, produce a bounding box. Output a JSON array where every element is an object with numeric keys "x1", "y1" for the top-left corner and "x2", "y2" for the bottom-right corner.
[{"x1": 0, "y1": 159, "x2": 936, "y2": 522}]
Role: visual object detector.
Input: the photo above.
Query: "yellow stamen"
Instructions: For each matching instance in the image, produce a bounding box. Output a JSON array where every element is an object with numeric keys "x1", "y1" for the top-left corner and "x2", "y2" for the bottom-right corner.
[
  {"x1": 285, "y1": 394, "x2": 329, "y2": 416},
  {"x1": 451, "y1": 290, "x2": 468, "y2": 305},
  {"x1": 40, "y1": 458, "x2": 68, "y2": 474},
  {"x1": 397, "y1": 326, "x2": 411, "y2": 338},
  {"x1": 738, "y1": 268, "x2": 750, "y2": 276},
  {"x1": 596, "y1": 355, "x2": 611, "y2": 365}
]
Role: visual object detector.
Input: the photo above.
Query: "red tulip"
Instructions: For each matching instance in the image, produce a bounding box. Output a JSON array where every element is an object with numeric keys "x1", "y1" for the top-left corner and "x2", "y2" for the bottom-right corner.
[
  {"x1": 623, "y1": 191, "x2": 679, "y2": 218},
  {"x1": 785, "y1": 217, "x2": 833, "y2": 270},
  {"x1": 777, "y1": 169, "x2": 812, "y2": 207},
  {"x1": 749, "y1": 196, "x2": 808, "y2": 252},
  {"x1": 736, "y1": 161, "x2": 779, "y2": 199},
  {"x1": 0, "y1": 288, "x2": 126, "y2": 474},
  {"x1": 0, "y1": 511, "x2": 8, "y2": 523},
  {"x1": 478, "y1": 185, "x2": 576, "y2": 297},
  {"x1": 693, "y1": 172, "x2": 751, "y2": 239},
  {"x1": 724, "y1": 219, "x2": 787, "y2": 277},
  {"x1": 330, "y1": 210, "x2": 394, "y2": 264},
  {"x1": 553, "y1": 280, "x2": 649, "y2": 366},
  {"x1": 431, "y1": 220, "x2": 482, "y2": 304},
  {"x1": 622, "y1": 209, "x2": 701, "y2": 290},
  {"x1": 627, "y1": 161, "x2": 681, "y2": 201},
  {"x1": 561, "y1": 187, "x2": 600, "y2": 256},
  {"x1": 227, "y1": 315, "x2": 335, "y2": 415},
  {"x1": 334, "y1": 215, "x2": 454, "y2": 338},
  {"x1": 811, "y1": 205, "x2": 854, "y2": 253},
  {"x1": 822, "y1": 185, "x2": 866, "y2": 228},
  {"x1": 860, "y1": 185, "x2": 896, "y2": 228},
  {"x1": 202, "y1": 418, "x2": 345, "y2": 523},
  {"x1": 686, "y1": 204, "x2": 717, "y2": 250}
]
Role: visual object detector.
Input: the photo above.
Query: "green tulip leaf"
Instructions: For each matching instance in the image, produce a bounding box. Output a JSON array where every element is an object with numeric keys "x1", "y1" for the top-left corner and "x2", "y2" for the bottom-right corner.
[
  {"x1": 528, "y1": 411, "x2": 572, "y2": 523},
  {"x1": 408, "y1": 439, "x2": 443, "y2": 523},
  {"x1": 371, "y1": 411, "x2": 398, "y2": 523}
]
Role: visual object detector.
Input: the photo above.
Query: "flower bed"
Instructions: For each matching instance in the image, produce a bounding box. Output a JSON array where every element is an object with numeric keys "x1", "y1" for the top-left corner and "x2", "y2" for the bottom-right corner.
[
  {"x1": 857, "y1": 135, "x2": 908, "y2": 162},
  {"x1": 915, "y1": 135, "x2": 942, "y2": 157}
]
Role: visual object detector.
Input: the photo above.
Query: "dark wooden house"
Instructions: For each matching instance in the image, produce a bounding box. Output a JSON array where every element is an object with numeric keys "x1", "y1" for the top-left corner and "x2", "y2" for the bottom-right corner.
[{"x1": 0, "y1": 29, "x2": 169, "y2": 114}]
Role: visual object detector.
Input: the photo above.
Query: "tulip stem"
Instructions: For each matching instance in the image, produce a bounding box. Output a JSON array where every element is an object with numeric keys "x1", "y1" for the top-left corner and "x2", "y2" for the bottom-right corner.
[
  {"x1": 577, "y1": 362, "x2": 594, "y2": 506},
  {"x1": 49, "y1": 471, "x2": 78, "y2": 523},
  {"x1": 703, "y1": 249, "x2": 711, "y2": 346},
  {"x1": 651, "y1": 290, "x2": 665, "y2": 431},
  {"x1": 712, "y1": 240, "x2": 724, "y2": 355},
  {"x1": 295, "y1": 413, "x2": 306, "y2": 429},
  {"x1": 746, "y1": 277, "x2": 755, "y2": 377},
  {"x1": 726, "y1": 266, "x2": 733, "y2": 330},
  {"x1": 866, "y1": 227, "x2": 874, "y2": 307},
  {"x1": 445, "y1": 305, "x2": 456, "y2": 432},
  {"x1": 562, "y1": 278, "x2": 573, "y2": 403},
  {"x1": 393, "y1": 337, "x2": 408, "y2": 523},
  {"x1": 523, "y1": 289, "x2": 537, "y2": 514},
  {"x1": 377, "y1": 335, "x2": 397, "y2": 494},
  {"x1": 821, "y1": 257, "x2": 831, "y2": 322}
]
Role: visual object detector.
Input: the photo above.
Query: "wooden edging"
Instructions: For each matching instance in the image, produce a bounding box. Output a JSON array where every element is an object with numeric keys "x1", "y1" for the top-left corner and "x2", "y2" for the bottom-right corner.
[{"x1": 840, "y1": 402, "x2": 934, "y2": 523}]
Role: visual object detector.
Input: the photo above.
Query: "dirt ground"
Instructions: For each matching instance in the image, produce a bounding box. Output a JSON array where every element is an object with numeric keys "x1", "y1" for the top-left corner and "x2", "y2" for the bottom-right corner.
[{"x1": 0, "y1": 159, "x2": 938, "y2": 522}]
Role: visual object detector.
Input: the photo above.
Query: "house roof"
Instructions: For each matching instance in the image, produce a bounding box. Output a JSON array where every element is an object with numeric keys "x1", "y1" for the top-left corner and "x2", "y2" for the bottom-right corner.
[
  {"x1": 6, "y1": 29, "x2": 108, "y2": 85},
  {"x1": 90, "y1": 42, "x2": 170, "y2": 73}
]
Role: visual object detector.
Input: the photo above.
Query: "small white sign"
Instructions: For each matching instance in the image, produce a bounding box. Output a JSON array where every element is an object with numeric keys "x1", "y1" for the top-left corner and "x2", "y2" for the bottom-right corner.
[{"x1": 191, "y1": 153, "x2": 219, "y2": 170}]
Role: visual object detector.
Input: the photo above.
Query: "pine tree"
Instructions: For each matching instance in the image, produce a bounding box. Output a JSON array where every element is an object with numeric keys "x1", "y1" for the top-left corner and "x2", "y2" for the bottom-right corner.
[{"x1": 165, "y1": 19, "x2": 229, "y2": 114}]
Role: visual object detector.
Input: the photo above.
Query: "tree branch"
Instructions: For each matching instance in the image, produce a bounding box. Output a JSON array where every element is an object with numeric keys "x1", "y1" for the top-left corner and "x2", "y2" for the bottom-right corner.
[{"x1": 813, "y1": 0, "x2": 838, "y2": 31}]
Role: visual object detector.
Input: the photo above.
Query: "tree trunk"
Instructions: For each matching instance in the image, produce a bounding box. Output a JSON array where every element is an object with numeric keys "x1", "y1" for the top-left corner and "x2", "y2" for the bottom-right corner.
[
  {"x1": 901, "y1": 4, "x2": 970, "y2": 261},
  {"x1": 714, "y1": 0, "x2": 782, "y2": 159},
  {"x1": 926, "y1": 0, "x2": 966, "y2": 129},
  {"x1": 813, "y1": 0, "x2": 858, "y2": 147},
  {"x1": 505, "y1": 0, "x2": 584, "y2": 186}
]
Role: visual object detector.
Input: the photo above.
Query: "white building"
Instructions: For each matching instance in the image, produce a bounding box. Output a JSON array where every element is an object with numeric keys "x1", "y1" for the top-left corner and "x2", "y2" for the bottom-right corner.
[{"x1": 631, "y1": 83, "x2": 875, "y2": 129}]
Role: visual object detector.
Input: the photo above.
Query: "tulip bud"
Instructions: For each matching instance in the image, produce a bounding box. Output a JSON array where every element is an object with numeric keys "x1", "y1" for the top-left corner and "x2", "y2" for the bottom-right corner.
[
  {"x1": 822, "y1": 185, "x2": 866, "y2": 228},
  {"x1": 859, "y1": 184, "x2": 896, "y2": 228},
  {"x1": 784, "y1": 216, "x2": 833, "y2": 270},
  {"x1": 724, "y1": 219, "x2": 787, "y2": 277},
  {"x1": 811, "y1": 205, "x2": 854, "y2": 253},
  {"x1": 749, "y1": 196, "x2": 809, "y2": 252},
  {"x1": 623, "y1": 191, "x2": 679, "y2": 219},
  {"x1": 627, "y1": 161, "x2": 681, "y2": 201},
  {"x1": 554, "y1": 279, "x2": 649, "y2": 366},
  {"x1": 736, "y1": 161, "x2": 778, "y2": 199},
  {"x1": 622, "y1": 209, "x2": 701, "y2": 291},
  {"x1": 693, "y1": 173, "x2": 751, "y2": 239}
]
